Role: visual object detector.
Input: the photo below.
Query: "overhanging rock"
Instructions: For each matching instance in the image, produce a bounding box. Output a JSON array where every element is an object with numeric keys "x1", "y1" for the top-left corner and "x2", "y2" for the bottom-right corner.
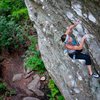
[{"x1": 25, "y1": 0, "x2": 100, "y2": 100}]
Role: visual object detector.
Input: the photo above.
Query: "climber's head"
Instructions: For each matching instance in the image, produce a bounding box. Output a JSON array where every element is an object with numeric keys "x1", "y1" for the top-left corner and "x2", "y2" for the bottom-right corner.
[
  {"x1": 61, "y1": 34, "x2": 66, "y2": 42},
  {"x1": 61, "y1": 34, "x2": 72, "y2": 44}
]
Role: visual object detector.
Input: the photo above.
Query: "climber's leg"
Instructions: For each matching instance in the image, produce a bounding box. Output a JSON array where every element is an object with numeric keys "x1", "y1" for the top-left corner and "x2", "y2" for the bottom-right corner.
[
  {"x1": 69, "y1": 53, "x2": 92, "y2": 74},
  {"x1": 87, "y1": 65, "x2": 92, "y2": 75},
  {"x1": 69, "y1": 53, "x2": 99, "y2": 78},
  {"x1": 69, "y1": 52, "x2": 91, "y2": 65}
]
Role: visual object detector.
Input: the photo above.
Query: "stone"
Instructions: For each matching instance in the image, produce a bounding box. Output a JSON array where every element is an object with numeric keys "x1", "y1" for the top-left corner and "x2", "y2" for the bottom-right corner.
[
  {"x1": 25, "y1": 0, "x2": 100, "y2": 99},
  {"x1": 24, "y1": 89, "x2": 33, "y2": 96},
  {"x1": 26, "y1": 68, "x2": 33, "y2": 74},
  {"x1": 23, "y1": 97, "x2": 40, "y2": 100},
  {"x1": 28, "y1": 74, "x2": 40, "y2": 90},
  {"x1": 24, "y1": 71, "x2": 34, "y2": 79},
  {"x1": 33, "y1": 89, "x2": 44, "y2": 96},
  {"x1": 27, "y1": 74, "x2": 44, "y2": 96},
  {"x1": 12, "y1": 74, "x2": 23, "y2": 82},
  {"x1": 73, "y1": 88, "x2": 80, "y2": 94}
]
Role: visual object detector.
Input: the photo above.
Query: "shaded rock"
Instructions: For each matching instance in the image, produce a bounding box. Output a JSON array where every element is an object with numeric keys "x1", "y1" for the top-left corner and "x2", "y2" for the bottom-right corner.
[
  {"x1": 0, "y1": 64, "x2": 3, "y2": 78},
  {"x1": 24, "y1": 71, "x2": 34, "y2": 79},
  {"x1": 33, "y1": 89, "x2": 44, "y2": 96},
  {"x1": 27, "y1": 74, "x2": 44, "y2": 96},
  {"x1": 28, "y1": 74, "x2": 40, "y2": 89},
  {"x1": 12, "y1": 73, "x2": 23, "y2": 82},
  {"x1": 23, "y1": 97, "x2": 40, "y2": 100},
  {"x1": 24, "y1": 89, "x2": 33, "y2": 96},
  {"x1": 0, "y1": 56, "x2": 4, "y2": 63},
  {"x1": 11, "y1": 94, "x2": 25, "y2": 100}
]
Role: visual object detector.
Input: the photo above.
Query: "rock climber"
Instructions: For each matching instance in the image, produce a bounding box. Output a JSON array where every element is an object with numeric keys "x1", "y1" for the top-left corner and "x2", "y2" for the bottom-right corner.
[{"x1": 61, "y1": 20, "x2": 99, "y2": 78}]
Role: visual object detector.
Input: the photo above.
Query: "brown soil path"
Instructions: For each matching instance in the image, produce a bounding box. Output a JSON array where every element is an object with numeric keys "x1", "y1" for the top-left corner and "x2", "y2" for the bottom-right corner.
[
  {"x1": 1, "y1": 50, "x2": 49, "y2": 100},
  {"x1": 1, "y1": 51, "x2": 33, "y2": 100}
]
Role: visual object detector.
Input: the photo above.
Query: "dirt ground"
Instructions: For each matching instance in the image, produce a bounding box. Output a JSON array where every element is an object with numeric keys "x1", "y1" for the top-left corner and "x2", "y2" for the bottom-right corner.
[{"x1": 1, "y1": 50, "x2": 49, "y2": 100}]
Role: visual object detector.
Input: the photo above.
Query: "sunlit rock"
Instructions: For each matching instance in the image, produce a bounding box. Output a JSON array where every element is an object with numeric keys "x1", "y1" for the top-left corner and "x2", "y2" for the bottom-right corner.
[{"x1": 25, "y1": 0, "x2": 100, "y2": 100}]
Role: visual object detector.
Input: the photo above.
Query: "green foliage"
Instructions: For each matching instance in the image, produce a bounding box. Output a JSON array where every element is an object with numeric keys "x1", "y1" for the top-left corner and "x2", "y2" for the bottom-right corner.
[
  {"x1": 8, "y1": 89, "x2": 16, "y2": 96},
  {"x1": 0, "y1": 0, "x2": 28, "y2": 21},
  {"x1": 0, "y1": 16, "x2": 25, "y2": 51},
  {"x1": 0, "y1": 96, "x2": 4, "y2": 100},
  {"x1": 24, "y1": 55, "x2": 45, "y2": 73},
  {"x1": 0, "y1": 82, "x2": 6, "y2": 93},
  {"x1": 48, "y1": 79, "x2": 65, "y2": 100},
  {"x1": 24, "y1": 36, "x2": 46, "y2": 73},
  {"x1": 56, "y1": 95, "x2": 65, "y2": 100},
  {"x1": 28, "y1": 36, "x2": 37, "y2": 51},
  {"x1": 5, "y1": 89, "x2": 16, "y2": 96},
  {"x1": 12, "y1": 8, "x2": 28, "y2": 21},
  {"x1": 0, "y1": 81, "x2": 16, "y2": 99}
]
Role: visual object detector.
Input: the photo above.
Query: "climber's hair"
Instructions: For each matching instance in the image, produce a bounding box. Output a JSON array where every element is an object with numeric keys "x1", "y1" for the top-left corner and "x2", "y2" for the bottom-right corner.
[{"x1": 61, "y1": 34, "x2": 66, "y2": 42}]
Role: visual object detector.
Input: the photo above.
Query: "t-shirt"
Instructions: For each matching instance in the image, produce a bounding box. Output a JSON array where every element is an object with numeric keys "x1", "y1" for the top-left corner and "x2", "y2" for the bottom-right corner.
[{"x1": 64, "y1": 36, "x2": 78, "y2": 54}]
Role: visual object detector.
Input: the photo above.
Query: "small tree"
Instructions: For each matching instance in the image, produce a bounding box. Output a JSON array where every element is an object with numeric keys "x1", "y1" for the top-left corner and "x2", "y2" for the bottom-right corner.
[{"x1": 0, "y1": 16, "x2": 25, "y2": 52}]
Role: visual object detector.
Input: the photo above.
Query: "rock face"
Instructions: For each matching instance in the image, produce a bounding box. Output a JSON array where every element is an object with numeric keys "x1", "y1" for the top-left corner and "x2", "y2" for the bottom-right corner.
[{"x1": 25, "y1": 0, "x2": 100, "y2": 100}]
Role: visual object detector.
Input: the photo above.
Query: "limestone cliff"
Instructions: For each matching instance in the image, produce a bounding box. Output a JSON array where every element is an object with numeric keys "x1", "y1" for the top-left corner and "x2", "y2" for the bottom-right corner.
[{"x1": 25, "y1": 0, "x2": 100, "y2": 100}]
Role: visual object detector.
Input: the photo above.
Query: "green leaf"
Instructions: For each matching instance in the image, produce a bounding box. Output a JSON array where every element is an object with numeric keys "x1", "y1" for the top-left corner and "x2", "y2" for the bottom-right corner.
[{"x1": 56, "y1": 95, "x2": 65, "y2": 100}]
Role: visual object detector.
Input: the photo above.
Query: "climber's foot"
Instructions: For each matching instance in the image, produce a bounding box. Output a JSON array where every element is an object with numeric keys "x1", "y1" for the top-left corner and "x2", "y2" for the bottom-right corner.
[{"x1": 91, "y1": 73, "x2": 99, "y2": 78}]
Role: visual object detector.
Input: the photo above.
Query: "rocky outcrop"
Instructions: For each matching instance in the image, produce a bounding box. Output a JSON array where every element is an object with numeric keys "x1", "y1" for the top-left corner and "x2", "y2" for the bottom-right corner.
[
  {"x1": 12, "y1": 73, "x2": 23, "y2": 82},
  {"x1": 27, "y1": 74, "x2": 44, "y2": 96},
  {"x1": 25, "y1": 0, "x2": 100, "y2": 100}
]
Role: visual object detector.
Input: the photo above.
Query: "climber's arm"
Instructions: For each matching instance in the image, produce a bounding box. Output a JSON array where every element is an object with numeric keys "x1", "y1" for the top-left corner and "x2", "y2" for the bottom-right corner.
[
  {"x1": 65, "y1": 44, "x2": 83, "y2": 50},
  {"x1": 64, "y1": 20, "x2": 80, "y2": 35}
]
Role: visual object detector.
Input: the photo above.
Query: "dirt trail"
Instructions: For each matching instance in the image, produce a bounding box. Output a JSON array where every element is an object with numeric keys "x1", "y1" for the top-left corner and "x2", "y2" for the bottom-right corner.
[
  {"x1": 1, "y1": 51, "x2": 33, "y2": 100},
  {"x1": 1, "y1": 50, "x2": 49, "y2": 100}
]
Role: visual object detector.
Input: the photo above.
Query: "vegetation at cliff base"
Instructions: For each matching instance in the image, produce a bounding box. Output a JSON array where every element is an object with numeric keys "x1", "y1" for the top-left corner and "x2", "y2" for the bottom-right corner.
[{"x1": 0, "y1": 0, "x2": 64, "y2": 99}]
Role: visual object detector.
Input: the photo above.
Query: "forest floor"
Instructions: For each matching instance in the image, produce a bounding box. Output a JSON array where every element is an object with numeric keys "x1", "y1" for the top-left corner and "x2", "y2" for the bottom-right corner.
[{"x1": 1, "y1": 49, "x2": 49, "y2": 100}]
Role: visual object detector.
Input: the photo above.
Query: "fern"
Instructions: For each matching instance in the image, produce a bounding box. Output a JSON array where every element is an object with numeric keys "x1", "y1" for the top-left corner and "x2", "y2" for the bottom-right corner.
[
  {"x1": 48, "y1": 79, "x2": 65, "y2": 100},
  {"x1": 0, "y1": 16, "x2": 25, "y2": 51},
  {"x1": 24, "y1": 36, "x2": 46, "y2": 73},
  {"x1": 12, "y1": 8, "x2": 28, "y2": 20},
  {"x1": 0, "y1": 0, "x2": 28, "y2": 21}
]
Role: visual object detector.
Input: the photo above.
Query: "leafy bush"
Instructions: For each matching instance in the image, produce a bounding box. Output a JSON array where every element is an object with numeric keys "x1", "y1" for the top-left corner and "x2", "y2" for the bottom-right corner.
[
  {"x1": 24, "y1": 36, "x2": 46, "y2": 73},
  {"x1": 48, "y1": 79, "x2": 64, "y2": 100},
  {"x1": 0, "y1": 96, "x2": 4, "y2": 100},
  {"x1": 0, "y1": 16, "x2": 25, "y2": 51},
  {"x1": 5, "y1": 89, "x2": 16, "y2": 97},
  {"x1": 0, "y1": 82, "x2": 16, "y2": 99},
  {"x1": 0, "y1": 0, "x2": 28, "y2": 21},
  {"x1": 0, "y1": 82, "x2": 6, "y2": 93},
  {"x1": 12, "y1": 8, "x2": 28, "y2": 21}
]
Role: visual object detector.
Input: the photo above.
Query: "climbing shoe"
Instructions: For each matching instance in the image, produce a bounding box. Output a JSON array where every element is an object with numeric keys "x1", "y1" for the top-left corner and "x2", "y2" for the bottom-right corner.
[{"x1": 91, "y1": 73, "x2": 99, "y2": 78}]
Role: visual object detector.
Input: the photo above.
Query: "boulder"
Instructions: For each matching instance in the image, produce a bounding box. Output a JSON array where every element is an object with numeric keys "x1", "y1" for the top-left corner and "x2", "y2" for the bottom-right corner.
[
  {"x1": 27, "y1": 74, "x2": 44, "y2": 96},
  {"x1": 23, "y1": 97, "x2": 40, "y2": 100},
  {"x1": 25, "y1": 0, "x2": 100, "y2": 100},
  {"x1": 12, "y1": 73, "x2": 23, "y2": 82}
]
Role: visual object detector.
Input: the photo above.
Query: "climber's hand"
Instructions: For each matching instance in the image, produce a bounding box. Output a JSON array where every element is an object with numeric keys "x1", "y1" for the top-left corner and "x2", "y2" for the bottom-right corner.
[
  {"x1": 65, "y1": 20, "x2": 81, "y2": 35},
  {"x1": 74, "y1": 19, "x2": 81, "y2": 25},
  {"x1": 82, "y1": 35, "x2": 87, "y2": 41}
]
